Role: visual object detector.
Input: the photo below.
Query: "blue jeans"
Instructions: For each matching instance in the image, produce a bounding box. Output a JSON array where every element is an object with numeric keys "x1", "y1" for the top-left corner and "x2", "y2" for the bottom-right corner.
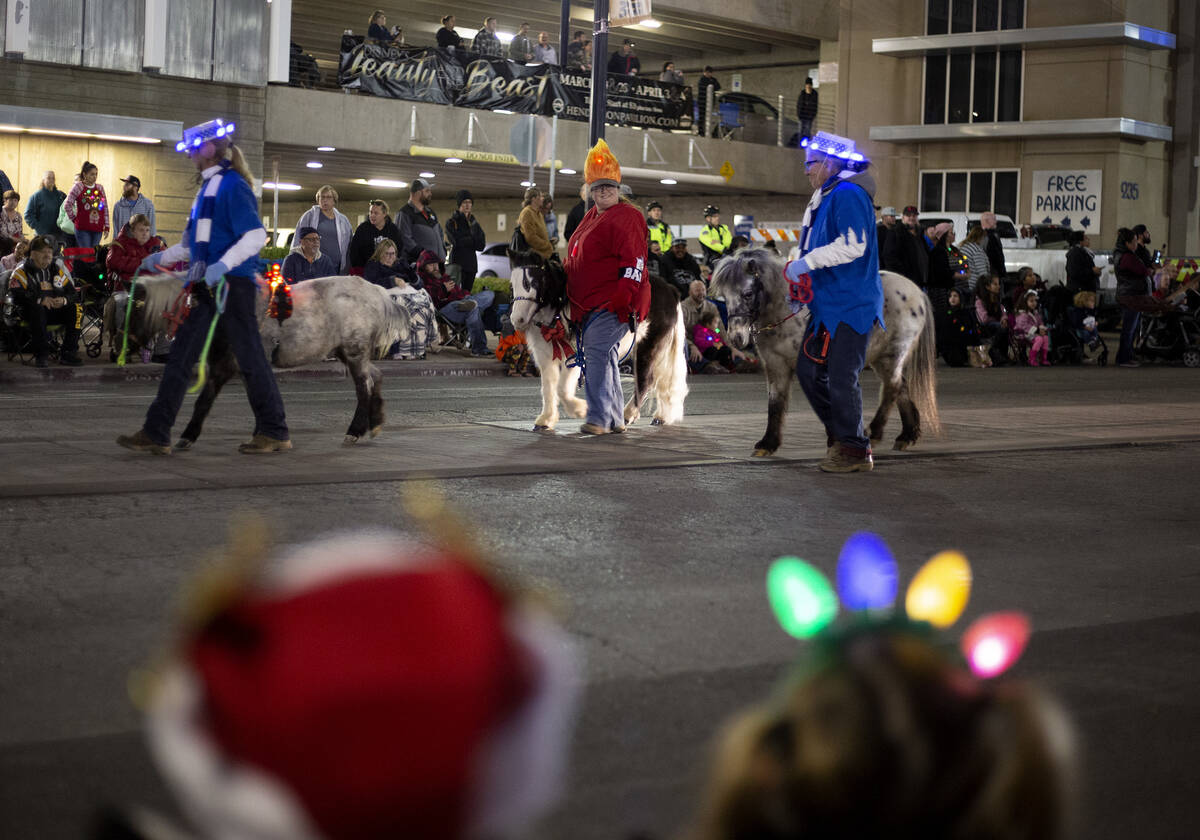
[
  {"x1": 581, "y1": 309, "x2": 628, "y2": 430},
  {"x1": 1116, "y1": 305, "x2": 1140, "y2": 365},
  {"x1": 439, "y1": 289, "x2": 494, "y2": 353},
  {"x1": 796, "y1": 321, "x2": 871, "y2": 454},
  {"x1": 74, "y1": 229, "x2": 102, "y2": 249},
  {"x1": 143, "y1": 276, "x2": 288, "y2": 446}
]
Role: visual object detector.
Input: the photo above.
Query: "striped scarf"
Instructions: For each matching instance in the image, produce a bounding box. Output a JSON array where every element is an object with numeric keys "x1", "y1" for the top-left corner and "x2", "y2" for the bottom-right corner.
[{"x1": 186, "y1": 160, "x2": 232, "y2": 282}]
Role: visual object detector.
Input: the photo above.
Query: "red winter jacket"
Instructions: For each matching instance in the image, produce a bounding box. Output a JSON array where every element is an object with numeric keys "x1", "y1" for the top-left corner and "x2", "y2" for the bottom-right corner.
[
  {"x1": 564, "y1": 201, "x2": 650, "y2": 323},
  {"x1": 107, "y1": 228, "x2": 167, "y2": 291}
]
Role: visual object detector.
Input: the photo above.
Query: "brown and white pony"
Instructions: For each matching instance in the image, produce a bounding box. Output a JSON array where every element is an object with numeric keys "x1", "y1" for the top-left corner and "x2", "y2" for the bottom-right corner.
[{"x1": 508, "y1": 261, "x2": 688, "y2": 431}]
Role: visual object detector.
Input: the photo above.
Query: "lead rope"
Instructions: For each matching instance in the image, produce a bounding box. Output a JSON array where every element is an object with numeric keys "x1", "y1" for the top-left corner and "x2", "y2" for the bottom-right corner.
[
  {"x1": 188, "y1": 277, "x2": 228, "y2": 394},
  {"x1": 116, "y1": 271, "x2": 139, "y2": 366}
]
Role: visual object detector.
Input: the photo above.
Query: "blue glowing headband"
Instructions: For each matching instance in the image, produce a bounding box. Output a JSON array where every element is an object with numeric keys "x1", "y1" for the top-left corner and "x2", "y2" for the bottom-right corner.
[{"x1": 175, "y1": 119, "x2": 236, "y2": 153}]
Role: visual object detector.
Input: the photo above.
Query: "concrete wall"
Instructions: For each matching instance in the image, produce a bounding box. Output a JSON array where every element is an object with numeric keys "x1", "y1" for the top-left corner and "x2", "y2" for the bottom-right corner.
[
  {"x1": 264, "y1": 86, "x2": 811, "y2": 198},
  {"x1": 655, "y1": 0, "x2": 839, "y2": 41},
  {"x1": 0, "y1": 58, "x2": 266, "y2": 245}
]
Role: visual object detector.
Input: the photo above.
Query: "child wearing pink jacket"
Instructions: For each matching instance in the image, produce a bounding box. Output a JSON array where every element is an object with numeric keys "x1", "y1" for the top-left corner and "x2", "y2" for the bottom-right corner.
[{"x1": 1014, "y1": 289, "x2": 1050, "y2": 365}]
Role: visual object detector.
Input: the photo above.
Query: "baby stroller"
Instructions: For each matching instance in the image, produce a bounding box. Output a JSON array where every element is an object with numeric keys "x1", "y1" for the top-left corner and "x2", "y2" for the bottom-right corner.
[
  {"x1": 1133, "y1": 305, "x2": 1200, "y2": 367},
  {"x1": 1043, "y1": 286, "x2": 1082, "y2": 365}
]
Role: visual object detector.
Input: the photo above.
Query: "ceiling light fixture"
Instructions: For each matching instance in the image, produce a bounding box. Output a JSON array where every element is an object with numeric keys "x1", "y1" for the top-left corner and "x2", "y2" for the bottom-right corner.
[
  {"x1": 659, "y1": 178, "x2": 678, "y2": 185},
  {"x1": 262, "y1": 182, "x2": 302, "y2": 191},
  {"x1": 445, "y1": 157, "x2": 463, "y2": 164},
  {"x1": 316, "y1": 146, "x2": 336, "y2": 152},
  {"x1": 418, "y1": 171, "x2": 436, "y2": 179},
  {"x1": 559, "y1": 168, "x2": 577, "y2": 175},
  {"x1": 306, "y1": 161, "x2": 323, "y2": 168},
  {"x1": 640, "y1": 19, "x2": 662, "y2": 29},
  {"x1": 494, "y1": 109, "x2": 514, "y2": 115},
  {"x1": 520, "y1": 180, "x2": 534, "y2": 187},
  {"x1": 352, "y1": 178, "x2": 408, "y2": 188}
]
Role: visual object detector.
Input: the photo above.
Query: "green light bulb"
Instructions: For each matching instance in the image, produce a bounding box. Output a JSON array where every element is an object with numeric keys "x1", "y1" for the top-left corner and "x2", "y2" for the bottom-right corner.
[{"x1": 767, "y1": 556, "x2": 838, "y2": 638}]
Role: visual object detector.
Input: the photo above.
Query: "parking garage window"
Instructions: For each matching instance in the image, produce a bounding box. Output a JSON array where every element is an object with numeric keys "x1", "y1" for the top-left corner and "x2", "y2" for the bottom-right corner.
[
  {"x1": 920, "y1": 169, "x2": 1019, "y2": 220},
  {"x1": 924, "y1": 1, "x2": 1023, "y2": 125}
]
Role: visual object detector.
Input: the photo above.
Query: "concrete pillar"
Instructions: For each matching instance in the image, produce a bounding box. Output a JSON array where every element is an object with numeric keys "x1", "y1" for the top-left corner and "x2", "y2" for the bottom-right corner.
[
  {"x1": 1168, "y1": 0, "x2": 1199, "y2": 254},
  {"x1": 268, "y1": 0, "x2": 293, "y2": 84}
]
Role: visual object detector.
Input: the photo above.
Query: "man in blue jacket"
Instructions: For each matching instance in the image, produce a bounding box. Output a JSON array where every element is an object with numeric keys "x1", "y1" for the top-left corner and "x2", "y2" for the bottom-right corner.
[
  {"x1": 786, "y1": 131, "x2": 883, "y2": 473},
  {"x1": 118, "y1": 119, "x2": 289, "y2": 455}
]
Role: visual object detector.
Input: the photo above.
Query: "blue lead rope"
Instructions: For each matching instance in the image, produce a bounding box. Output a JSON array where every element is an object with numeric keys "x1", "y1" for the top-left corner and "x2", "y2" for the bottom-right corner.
[{"x1": 568, "y1": 310, "x2": 636, "y2": 382}]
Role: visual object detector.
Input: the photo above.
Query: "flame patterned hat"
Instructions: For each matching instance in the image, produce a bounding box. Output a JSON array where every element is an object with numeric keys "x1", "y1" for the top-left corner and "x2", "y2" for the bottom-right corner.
[{"x1": 584, "y1": 138, "x2": 621, "y2": 191}]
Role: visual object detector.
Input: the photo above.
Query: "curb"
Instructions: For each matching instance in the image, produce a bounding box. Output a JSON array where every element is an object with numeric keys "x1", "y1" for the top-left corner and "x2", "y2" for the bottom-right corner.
[{"x1": 0, "y1": 358, "x2": 508, "y2": 385}]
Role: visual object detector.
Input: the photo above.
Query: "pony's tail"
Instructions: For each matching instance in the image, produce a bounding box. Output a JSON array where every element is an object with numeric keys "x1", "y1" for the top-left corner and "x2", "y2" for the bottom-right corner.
[
  {"x1": 906, "y1": 291, "x2": 942, "y2": 436},
  {"x1": 653, "y1": 304, "x2": 689, "y2": 424},
  {"x1": 378, "y1": 296, "x2": 412, "y2": 358}
]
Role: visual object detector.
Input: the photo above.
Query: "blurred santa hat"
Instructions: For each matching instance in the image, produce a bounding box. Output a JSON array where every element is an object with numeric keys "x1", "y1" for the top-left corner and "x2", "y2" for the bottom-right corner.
[{"x1": 143, "y1": 528, "x2": 580, "y2": 840}]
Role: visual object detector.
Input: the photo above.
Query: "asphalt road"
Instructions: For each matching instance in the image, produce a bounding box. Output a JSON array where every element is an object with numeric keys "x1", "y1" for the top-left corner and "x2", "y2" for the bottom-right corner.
[{"x1": 2, "y1": 366, "x2": 1199, "y2": 839}]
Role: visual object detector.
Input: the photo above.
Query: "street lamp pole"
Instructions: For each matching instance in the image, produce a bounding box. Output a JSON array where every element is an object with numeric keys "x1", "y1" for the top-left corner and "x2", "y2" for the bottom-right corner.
[{"x1": 588, "y1": 0, "x2": 609, "y2": 147}]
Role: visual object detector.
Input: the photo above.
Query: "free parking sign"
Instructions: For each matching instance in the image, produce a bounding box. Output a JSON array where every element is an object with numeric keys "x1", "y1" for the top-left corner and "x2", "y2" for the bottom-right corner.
[{"x1": 1031, "y1": 170, "x2": 1102, "y2": 233}]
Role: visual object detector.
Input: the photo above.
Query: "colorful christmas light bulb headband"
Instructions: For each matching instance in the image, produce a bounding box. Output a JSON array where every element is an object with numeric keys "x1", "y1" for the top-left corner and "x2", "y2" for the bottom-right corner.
[
  {"x1": 801, "y1": 130, "x2": 870, "y2": 172},
  {"x1": 175, "y1": 118, "x2": 237, "y2": 153},
  {"x1": 766, "y1": 532, "x2": 1031, "y2": 679}
]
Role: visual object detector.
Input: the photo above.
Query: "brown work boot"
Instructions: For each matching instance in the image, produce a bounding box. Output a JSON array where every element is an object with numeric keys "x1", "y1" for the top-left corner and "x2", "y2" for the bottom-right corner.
[
  {"x1": 238, "y1": 434, "x2": 293, "y2": 454},
  {"x1": 579, "y1": 422, "x2": 608, "y2": 435},
  {"x1": 116, "y1": 429, "x2": 171, "y2": 456},
  {"x1": 818, "y1": 443, "x2": 873, "y2": 473}
]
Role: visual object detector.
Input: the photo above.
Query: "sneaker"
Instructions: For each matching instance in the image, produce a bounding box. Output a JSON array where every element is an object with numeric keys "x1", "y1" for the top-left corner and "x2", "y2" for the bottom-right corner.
[
  {"x1": 117, "y1": 429, "x2": 172, "y2": 456},
  {"x1": 60, "y1": 353, "x2": 84, "y2": 367},
  {"x1": 1118, "y1": 360, "x2": 1140, "y2": 368},
  {"x1": 579, "y1": 422, "x2": 608, "y2": 435},
  {"x1": 238, "y1": 434, "x2": 293, "y2": 454},
  {"x1": 470, "y1": 349, "x2": 491, "y2": 357},
  {"x1": 818, "y1": 444, "x2": 874, "y2": 474},
  {"x1": 454, "y1": 298, "x2": 478, "y2": 313}
]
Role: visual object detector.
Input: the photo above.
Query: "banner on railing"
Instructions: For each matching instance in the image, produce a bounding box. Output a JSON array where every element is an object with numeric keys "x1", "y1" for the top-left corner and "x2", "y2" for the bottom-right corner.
[{"x1": 338, "y1": 40, "x2": 693, "y2": 131}]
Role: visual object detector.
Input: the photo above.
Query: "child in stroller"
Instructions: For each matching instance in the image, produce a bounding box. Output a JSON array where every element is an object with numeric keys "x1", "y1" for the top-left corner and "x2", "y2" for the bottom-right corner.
[{"x1": 1053, "y1": 288, "x2": 1108, "y2": 366}]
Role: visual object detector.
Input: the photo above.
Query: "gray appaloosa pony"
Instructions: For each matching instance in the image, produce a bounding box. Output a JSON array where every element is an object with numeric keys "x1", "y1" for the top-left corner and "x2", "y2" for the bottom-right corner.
[
  {"x1": 111, "y1": 274, "x2": 410, "y2": 447},
  {"x1": 710, "y1": 247, "x2": 940, "y2": 456}
]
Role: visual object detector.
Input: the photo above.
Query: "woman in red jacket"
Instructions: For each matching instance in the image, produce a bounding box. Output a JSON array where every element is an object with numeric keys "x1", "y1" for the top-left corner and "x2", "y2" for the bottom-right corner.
[
  {"x1": 65, "y1": 161, "x2": 109, "y2": 250},
  {"x1": 565, "y1": 139, "x2": 650, "y2": 435},
  {"x1": 106, "y1": 213, "x2": 167, "y2": 292}
]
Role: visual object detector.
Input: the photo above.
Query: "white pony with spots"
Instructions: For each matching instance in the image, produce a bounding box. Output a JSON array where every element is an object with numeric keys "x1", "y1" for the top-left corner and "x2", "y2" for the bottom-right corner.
[
  {"x1": 711, "y1": 247, "x2": 940, "y2": 455},
  {"x1": 508, "y1": 262, "x2": 688, "y2": 431}
]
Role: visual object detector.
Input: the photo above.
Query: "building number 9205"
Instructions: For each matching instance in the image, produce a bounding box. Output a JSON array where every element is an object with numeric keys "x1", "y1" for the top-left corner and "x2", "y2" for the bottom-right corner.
[{"x1": 1120, "y1": 181, "x2": 1139, "y2": 200}]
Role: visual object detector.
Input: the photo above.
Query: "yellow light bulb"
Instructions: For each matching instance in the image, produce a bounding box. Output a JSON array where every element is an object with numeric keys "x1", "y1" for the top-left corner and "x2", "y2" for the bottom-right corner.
[{"x1": 904, "y1": 550, "x2": 971, "y2": 628}]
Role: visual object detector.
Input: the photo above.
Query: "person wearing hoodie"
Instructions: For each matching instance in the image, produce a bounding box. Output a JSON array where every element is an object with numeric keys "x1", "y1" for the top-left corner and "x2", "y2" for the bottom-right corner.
[
  {"x1": 785, "y1": 131, "x2": 883, "y2": 474},
  {"x1": 106, "y1": 213, "x2": 167, "y2": 292},
  {"x1": 445, "y1": 189, "x2": 486, "y2": 292},
  {"x1": 281, "y1": 226, "x2": 338, "y2": 284},
  {"x1": 294, "y1": 185, "x2": 353, "y2": 273},
  {"x1": 422, "y1": 248, "x2": 495, "y2": 357},
  {"x1": 111, "y1": 175, "x2": 157, "y2": 237},
  {"x1": 349, "y1": 199, "x2": 403, "y2": 271}
]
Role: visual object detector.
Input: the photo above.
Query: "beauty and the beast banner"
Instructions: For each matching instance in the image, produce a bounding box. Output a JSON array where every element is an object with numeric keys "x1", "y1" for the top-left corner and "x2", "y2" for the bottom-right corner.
[{"x1": 339, "y1": 39, "x2": 693, "y2": 131}]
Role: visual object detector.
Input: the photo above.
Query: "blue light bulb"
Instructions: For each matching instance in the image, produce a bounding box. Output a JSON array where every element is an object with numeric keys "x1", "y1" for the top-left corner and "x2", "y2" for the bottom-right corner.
[{"x1": 836, "y1": 531, "x2": 898, "y2": 610}]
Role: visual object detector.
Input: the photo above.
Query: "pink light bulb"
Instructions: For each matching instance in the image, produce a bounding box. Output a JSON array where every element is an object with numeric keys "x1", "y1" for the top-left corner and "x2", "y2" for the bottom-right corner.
[{"x1": 960, "y1": 612, "x2": 1031, "y2": 679}]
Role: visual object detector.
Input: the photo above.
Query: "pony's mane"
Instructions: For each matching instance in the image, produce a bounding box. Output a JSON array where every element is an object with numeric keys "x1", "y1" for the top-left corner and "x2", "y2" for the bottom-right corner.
[
  {"x1": 533, "y1": 260, "x2": 569, "y2": 310},
  {"x1": 710, "y1": 247, "x2": 783, "y2": 298}
]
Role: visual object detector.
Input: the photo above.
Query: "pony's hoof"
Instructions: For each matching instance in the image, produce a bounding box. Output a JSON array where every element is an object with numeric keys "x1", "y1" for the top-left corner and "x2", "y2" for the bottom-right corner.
[
  {"x1": 893, "y1": 439, "x2": 914, "y2": 451},
  {"x1": 752, "y1": 448, "x2": 775, "y2": 457},
  {"x1": 533, "y1": 424, "x2": 551, "y2": 432},
  {"x1": 343, "y1": 434, "x2": 360, "y2": 445},
  {"x1": 174, "y1": 438, "x2": 194, "y2": 451},
  {"x1": 369, "y1": 425, "x2": 383, "y2": 438},
  {"x1": 650, "y1": 417, "x2": 664, "y2": 426}
]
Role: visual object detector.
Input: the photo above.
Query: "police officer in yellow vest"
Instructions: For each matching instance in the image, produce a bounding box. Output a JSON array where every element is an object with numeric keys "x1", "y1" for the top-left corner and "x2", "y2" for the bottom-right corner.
[
  {"x1": 645, "y1": 201, "x2": 672, "y2": 252},
  {"x1": 698, "y1": 204, "x2": 732, "y2": 266}
]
